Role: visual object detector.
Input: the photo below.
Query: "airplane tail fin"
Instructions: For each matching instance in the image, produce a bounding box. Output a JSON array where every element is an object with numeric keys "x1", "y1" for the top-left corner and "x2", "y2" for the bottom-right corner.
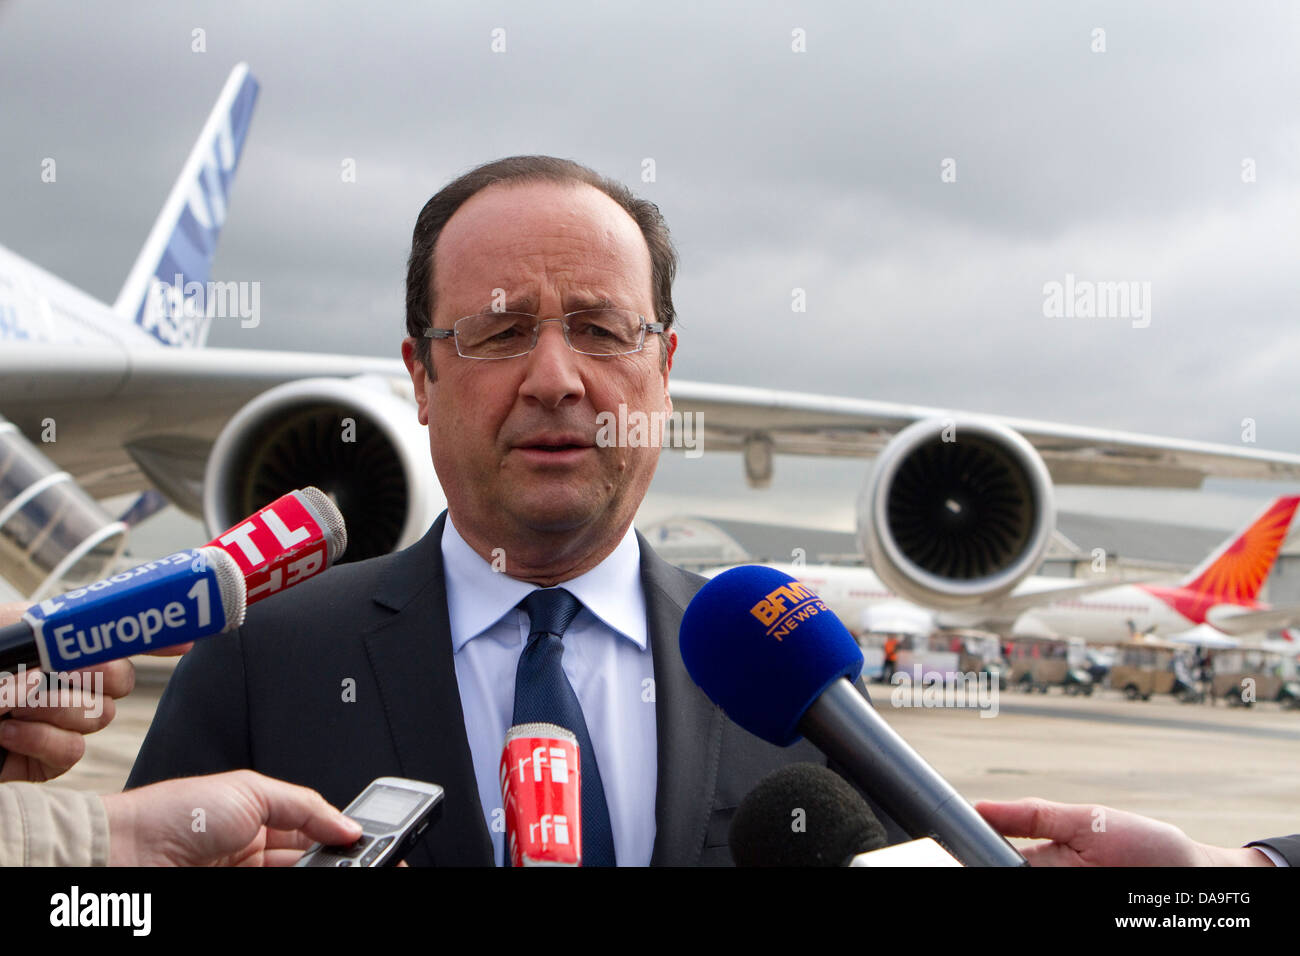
[
  {"x1": 1178, "y1": 495, "x2": 1300, "y2": 604},
  {"x1": 112, "y1": 63, "x2": 259, "y2": 347}
]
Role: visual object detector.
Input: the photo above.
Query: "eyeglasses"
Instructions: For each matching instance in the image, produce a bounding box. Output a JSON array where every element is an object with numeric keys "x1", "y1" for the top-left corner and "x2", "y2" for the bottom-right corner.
[{"x1": 423, "y1": 308, "x2": 664, "y2": 360}]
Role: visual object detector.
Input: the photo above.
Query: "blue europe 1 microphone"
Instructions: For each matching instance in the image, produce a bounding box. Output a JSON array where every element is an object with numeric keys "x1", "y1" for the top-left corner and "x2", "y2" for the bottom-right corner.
[
  {"x1": 679, "y1": 565, "x2": 1027, "y2": 867},
  {"x1": 0, "y1": 546, "x2": 246, "y2": 673}
]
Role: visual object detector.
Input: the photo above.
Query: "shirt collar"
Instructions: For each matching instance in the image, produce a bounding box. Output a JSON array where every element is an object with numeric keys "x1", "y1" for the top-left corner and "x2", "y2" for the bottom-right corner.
[{"x1": 441, "y1": 514, "x2": 647, "y2": 654}]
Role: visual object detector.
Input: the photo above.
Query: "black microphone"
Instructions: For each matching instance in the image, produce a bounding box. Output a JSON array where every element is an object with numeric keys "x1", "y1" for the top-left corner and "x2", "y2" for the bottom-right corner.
[
  {"x1": 730, "y1": 763, "x2": 887, "y2": 867},
  {"x1": 680, "y1": 565, "x2": 1027, "y2": 867}
]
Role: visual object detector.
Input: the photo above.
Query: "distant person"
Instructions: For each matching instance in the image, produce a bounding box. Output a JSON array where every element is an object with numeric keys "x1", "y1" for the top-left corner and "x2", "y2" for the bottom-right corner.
[
  {"x1": 882, "y1": 635, "x2": 901, "y2": 684},
  {"x1": 1173, "y1": 651, "x2": 1200, "y2": 702},
  {"x1": 1197, "y1": 647, "x2": 1215, "y2": 704}
]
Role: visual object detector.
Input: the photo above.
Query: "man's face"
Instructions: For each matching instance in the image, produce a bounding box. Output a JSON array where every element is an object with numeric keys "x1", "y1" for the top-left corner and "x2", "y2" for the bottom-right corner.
[{"x1": 401, "y1": 180, "x2": 676, "y2": 570}]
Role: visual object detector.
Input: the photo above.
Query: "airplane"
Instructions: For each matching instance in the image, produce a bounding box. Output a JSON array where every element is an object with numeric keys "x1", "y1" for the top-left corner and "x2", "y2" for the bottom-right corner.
[
  {"x1": 725, "y1": 495, "x2": 1300, "y2": 648},
  {"x1": 1016, "y1": 495, "x2": 1300, "y2": 645},
  {"x1": 5, "y1": 63, "x2": 1300, "y2": 611}
]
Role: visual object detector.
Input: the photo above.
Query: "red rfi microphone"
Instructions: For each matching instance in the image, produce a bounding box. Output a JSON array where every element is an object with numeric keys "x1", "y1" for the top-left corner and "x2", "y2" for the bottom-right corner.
[
  {"x1": 499, "y1": 722, "x2": 582, "y2": 867},
  {"x1": 205, "y1": 488, "x2": 347, "y2": 605}
]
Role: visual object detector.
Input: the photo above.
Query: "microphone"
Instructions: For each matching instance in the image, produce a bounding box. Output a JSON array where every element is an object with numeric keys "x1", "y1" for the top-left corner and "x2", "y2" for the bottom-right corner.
[
  {"x1": 680, "y1": 564, "x2": 1027, "y2": 867},
  {"x1": 499, "y1": 722, "x2": 582, "y2": 866},
  {"x1": 205, "y1": 487, "x2": 347, "y2": 604},
  {"x1": 730, "y1": 763, "x2": 887, "y2": 866},
  {"x1": 0, "y1": 487, "x2": 345, "y2": 675},
  {"x1": 0, "y1": 546, "x2": 246, "y2": 673}
]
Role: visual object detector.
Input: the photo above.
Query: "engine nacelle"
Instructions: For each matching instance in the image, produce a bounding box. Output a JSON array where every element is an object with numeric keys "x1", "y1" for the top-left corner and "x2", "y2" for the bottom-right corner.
[
  {"x1": 203, "y1": 377, "x2": 445, "y2": 564},
  {"x1": 857, "y1": 417, "x2": 1055, "y2": 610}
]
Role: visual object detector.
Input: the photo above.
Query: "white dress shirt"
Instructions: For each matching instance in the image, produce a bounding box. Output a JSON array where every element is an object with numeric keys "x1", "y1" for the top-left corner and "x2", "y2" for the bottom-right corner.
[{"x1": 441, "y1": 514, "x2": 658, "y2": 866}]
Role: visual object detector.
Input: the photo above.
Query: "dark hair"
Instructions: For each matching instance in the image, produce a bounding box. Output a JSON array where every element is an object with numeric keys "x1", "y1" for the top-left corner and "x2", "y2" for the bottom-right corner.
[{"x1": 405, "y1": 156, "x2": 677, "y2": 374}]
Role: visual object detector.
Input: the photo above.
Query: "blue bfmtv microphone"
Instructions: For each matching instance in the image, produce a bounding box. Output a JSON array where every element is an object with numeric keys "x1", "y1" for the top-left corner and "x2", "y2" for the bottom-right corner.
[
  {"x1": 680, "y1": 565, "x2": 863, "y2": 745},
  {"x1": 0, "y1": 546, "x2": 246, "y2": 673},
  {"x1": 680, "y1": 565, "x2": 1026, "y2": 867}
]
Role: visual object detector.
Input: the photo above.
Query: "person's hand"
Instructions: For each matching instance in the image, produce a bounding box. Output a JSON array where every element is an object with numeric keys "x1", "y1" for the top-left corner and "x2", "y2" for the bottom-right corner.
[
  {"x1": 0, "y1": 601, "x2": 137, "y2": 782},
  {"x1": 976, "y1": 798, "x2": 1275, "y2": 866},
  {"x1": 102, "y1": 770, "x2": 363, "y2": 866}
]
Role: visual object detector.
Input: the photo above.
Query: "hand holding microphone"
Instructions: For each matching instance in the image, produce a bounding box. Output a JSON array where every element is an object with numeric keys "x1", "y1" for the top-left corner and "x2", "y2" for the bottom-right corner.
[
  {"x1": 0, "y1": 601, "x2": 136, "y2": 782},
  {"x1": 0, "y1": 487, "x2": 346, "y2": 781}
]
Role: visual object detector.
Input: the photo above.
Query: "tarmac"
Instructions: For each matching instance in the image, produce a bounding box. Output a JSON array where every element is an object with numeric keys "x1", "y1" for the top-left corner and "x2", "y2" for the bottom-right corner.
[{"x1": 54, "y1": 662, "x2": 1300, "y2": 852}]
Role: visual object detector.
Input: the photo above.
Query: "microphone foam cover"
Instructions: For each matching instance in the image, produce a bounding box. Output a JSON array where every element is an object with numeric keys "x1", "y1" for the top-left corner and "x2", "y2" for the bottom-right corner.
[
  {"x1": 730, "y1": 763, "x2": 887, "y2": 867},
  {"x1": 680, "y1": 565, "x2": 863, "y2": 746}
]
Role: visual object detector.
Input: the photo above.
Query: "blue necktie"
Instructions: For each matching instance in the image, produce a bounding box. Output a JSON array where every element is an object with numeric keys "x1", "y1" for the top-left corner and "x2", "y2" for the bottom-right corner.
[{"x1": 512, "y1": 588, "x2": 617, "y2": 867}]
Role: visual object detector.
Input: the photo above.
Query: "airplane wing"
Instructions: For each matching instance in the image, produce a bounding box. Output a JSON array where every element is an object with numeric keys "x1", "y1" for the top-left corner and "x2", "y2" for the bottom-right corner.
[
  {"x1": 970, "y1": 577, "x2": 1140, "y2": 621},
  {"x1": 668, "y1": 381, "x2": 1300, "y2": 487},
  {"x1": 8, "y1": 354, "x2": 1300, "y2": 503},
  {"x1": 0, "y1": 343, "x2": 405, "y2": 501},
  {"x1": 1206, "y1": 604, "x2": 1300, "y2": 636}
]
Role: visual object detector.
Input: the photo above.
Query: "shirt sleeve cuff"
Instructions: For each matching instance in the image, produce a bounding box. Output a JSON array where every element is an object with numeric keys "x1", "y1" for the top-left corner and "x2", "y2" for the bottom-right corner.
[{"x1": 1244, "y1": 843, "x2": 1289, "y2": 867}]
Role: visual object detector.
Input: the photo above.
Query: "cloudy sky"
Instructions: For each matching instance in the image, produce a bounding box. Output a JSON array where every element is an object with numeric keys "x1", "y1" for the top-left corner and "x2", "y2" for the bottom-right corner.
[{"x1": 2, "y1": 0, "x2": 1297, "y2": 535}]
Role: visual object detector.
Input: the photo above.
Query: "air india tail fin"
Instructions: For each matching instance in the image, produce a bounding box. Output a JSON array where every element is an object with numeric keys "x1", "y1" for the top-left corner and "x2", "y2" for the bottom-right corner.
[{"x1": 1178, "y1": 495, "x2": 1300, "y2": 604}]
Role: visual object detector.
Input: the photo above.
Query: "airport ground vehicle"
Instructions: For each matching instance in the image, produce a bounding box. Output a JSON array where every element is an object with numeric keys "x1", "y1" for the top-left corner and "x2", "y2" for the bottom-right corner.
[
  {"x1": 1005, "y1": 635, "x2": 1094, "y2": 695},
  {"x1": 862, "y1": 629, "x2": 1008, "y2": 686},
  {"x1": 1279, "y1": 680, "x2": 1300, "y2": 710},
  {"x1": 1107, "y1": 640, "x2": 1180, "y2": 701},
  {"x1": 892, "y1": 633, "x2": 960, "y2": 680},
  {"x1": 1208, "y1": 648, "x2": 1288, "y2": 707},
  {"x1": 942, "y1": 629, "x2": 1009, "y2": 690}
]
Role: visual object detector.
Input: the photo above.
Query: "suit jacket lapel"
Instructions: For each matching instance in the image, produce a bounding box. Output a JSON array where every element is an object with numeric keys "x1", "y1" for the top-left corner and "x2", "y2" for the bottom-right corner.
[
  {"x1": 641, "y1": 533, "x2": 723, "y2": 866},
  {"x1": 361, "y1": 512, "x2": 494, "y2": 866}
]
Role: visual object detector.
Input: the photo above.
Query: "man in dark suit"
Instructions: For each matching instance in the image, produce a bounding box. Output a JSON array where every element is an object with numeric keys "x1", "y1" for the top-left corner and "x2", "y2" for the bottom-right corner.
[
  {"x1": 128, "y1": 156, "x2": 900, "y2": 865},
  {"x1": 127, "y1": 512, "x2": 841, "y2": 865}
]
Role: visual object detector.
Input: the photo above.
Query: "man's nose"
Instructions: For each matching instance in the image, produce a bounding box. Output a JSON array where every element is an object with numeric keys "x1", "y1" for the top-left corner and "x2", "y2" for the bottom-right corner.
[{"x1": 519, "y1": 319, "x2": 584, "y2": 407}]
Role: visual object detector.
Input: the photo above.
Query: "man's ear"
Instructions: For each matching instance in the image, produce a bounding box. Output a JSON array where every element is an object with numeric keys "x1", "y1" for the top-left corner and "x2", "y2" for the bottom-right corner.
[
  {"x1": 662, "y1": 329, "x2": 677, "y2": 415},
  {"x1": 401, "y1": 337, "x2": 432, "y2": 426}
]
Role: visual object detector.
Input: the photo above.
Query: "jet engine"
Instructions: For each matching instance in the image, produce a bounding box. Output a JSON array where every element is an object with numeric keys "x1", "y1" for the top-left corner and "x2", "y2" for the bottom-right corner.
[
  {"x1": 203, "y1": 378, "x2": 444, "y2": 563},
  {"x1": 857, "y1": 418, "x2": 1055, "y2": 609}
]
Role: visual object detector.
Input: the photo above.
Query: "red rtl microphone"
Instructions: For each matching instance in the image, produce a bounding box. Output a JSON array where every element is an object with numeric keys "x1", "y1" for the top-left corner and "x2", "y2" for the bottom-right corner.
[
  {"x1": 205, "y1": 487, "x2": 347, "y2": 605},
  {"x1": 499, "y1": 723, "x2": 582, "y2": 867}
]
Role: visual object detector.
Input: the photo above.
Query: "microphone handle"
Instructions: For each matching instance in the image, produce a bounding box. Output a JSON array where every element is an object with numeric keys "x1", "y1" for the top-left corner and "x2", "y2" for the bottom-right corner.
[
  {"x1": 798, "y1": 678, "x2": 1028, "y2": 867},
  {"x1": 0, "y1": 619, "x2": 39, "y2": 766},
  {"x1": 0, "y1": 620, "x2": 36, "y2": 673}
]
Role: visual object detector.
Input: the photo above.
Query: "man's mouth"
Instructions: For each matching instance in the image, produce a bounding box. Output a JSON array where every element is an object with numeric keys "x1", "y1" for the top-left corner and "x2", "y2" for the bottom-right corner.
[
  {"x1": 512, "y1": 436, "x2": 596, "y2": 461},
  {"x1": 515, "y1": 434, "x2": 594, "y2": 452}
]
